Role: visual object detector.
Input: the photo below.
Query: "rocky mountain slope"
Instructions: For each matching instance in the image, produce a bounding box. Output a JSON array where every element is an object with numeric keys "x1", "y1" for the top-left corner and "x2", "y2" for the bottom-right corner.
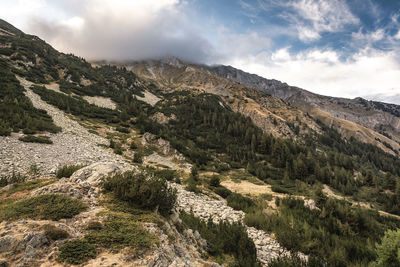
[
  {"x1": 1, "y1": 19, "x2": 400, "y2": 267},
  {"x1": 204, "y1": 63, "x2": 400, "y2": 152},
  {"x1": 123, "y1": 58, "x2": 321, "y2": 140}
]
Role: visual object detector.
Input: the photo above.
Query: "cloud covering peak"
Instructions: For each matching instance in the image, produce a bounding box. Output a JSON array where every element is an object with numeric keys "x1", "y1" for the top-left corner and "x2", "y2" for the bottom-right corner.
[{"x1": 1, "y1": 0, "x2": 400, "y2": 102}]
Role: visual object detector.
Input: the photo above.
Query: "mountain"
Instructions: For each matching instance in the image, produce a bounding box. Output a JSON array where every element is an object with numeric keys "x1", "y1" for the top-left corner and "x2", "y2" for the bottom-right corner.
[
  {"x1": 122, "y1": 57, "x2": 400, "y2": 156},
  {"x1": 204, "y1": 63, "x2": 400, "y2": 143},
  {"x1": 1, "y1": 19, "x2": 400, "y2": 267}
]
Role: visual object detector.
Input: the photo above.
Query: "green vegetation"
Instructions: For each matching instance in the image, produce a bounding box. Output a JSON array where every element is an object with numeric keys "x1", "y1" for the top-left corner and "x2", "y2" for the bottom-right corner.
[
  {"x1": 0, "y1": 172, "x2": 26, "y2": 187},
  {"x1": 151, "y1": 169, "x2": 178, "y2": 181},
  {"x1": 31, "y1": 85, "x2": 118, "y2": 122},
  {"x1": 0, "y1": 194, "x2": 87, "y2": 221},
  {"x1": 19, "y1": 135, "x2": 53, "y2": 144},
  {"x1": 56, "y1": 164, "x2": 85, "y2": 178},
  {"x1": 208, "y1": 175, "x2": 221, "y2": 187},
  {"x1": 0, "y1": 58, "x2": 60, "y2": 135},
  {"x1": 86, "y1": 221, "x2": 103, "y2": 231},
  {"x1": 42, "y1": 224, "x2": 69, "y2": 241},
  {"x1": 103, "y1": 171, "x2": 177, "y2": 216},
  {"x1": 179, "y1": 212, "x2": 260, "y2": 266},
  {"x1": 57, "y1": 239, "x2": 96, "y2": 265},
  {"x1": 85, "y1": 212, "x2": 157, "y2": 250},
  {"x1": 373, "y1": 228, "x2": 400, "y2": 267},
  {"x1": 0, "y1": 178, "x2": 56, "y2": 196},
  {"x1": 226, "y1": 193, "x2": 256, "y2": 212},
  {"x1": 139, "y1": 92, "x2": 400, "y2": 216},
  {"x1": 244, "y1": 196, "x2": 400, "y2": 266}
]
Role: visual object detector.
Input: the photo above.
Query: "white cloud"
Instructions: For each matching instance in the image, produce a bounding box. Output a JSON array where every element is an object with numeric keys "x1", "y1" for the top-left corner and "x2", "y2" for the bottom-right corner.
[
  {"x1": 0, "y1": 0, "x2": 214, "y2": 62},
  {"x1": 395, "y1": 30, "x2": 400, "y2": 40},
  {"x1": 296, "y1": 26, "x2": 320, "y2": 42},
  {"x1": 352, "y1": 28, "x2": 385, "y2": 43},
  {"x1": 224, "y1": 48, "x2": 400, "y2": 99},
  {"x1": 288, "y1": 0, "x2": 359, "y2": 41}
]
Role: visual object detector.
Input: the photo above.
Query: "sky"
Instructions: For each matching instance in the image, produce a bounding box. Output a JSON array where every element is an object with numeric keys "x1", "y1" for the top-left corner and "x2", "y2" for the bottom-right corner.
[{"x1": 1, "y1": 0, "x2": 400, "y2": 103}]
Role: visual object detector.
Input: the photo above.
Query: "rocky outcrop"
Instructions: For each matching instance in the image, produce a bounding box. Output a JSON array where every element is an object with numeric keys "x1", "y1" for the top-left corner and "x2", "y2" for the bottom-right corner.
[{"x1": 31, "y1": 162, "x2": 133, "y2": 206}]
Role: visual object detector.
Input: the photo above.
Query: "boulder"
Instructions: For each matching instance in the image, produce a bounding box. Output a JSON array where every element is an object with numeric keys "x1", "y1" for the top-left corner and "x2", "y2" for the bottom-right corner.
[{"x1": 70, "y1": 162, "x2": 125, "y2": 185}]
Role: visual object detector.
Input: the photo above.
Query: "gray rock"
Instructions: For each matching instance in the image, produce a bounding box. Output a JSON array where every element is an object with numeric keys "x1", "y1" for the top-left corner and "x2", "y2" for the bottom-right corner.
[
  {"x1": 26, "y1": 233, "x2": 48, "y2": 248},
  {"x1": 0, "y1": 236, "x2": 18, "y2": 253}
]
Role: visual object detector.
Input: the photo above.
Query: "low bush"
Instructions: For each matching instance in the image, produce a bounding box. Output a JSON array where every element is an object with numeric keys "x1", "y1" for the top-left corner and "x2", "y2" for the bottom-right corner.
[
  {"x1": 116, "y1": 126, "x2": 129, "y2": 133},
  {"x1": 85, "y1": 212, "x2": 157, "y2": 250},
  {"x1": 209, "y1": 175, "x2": 220, "y2": 187},
  {"x1": 133, "y1": 151, "x2": 143, "y2": 163},
  {"x1": 185, "y1": 177, "x2": 199, "y2": 193},
  {"x1": 86, "y1": 221, "x2": 103, "y2": 231},
  {"x1": 271, "y1": 185, "x2": 291, "y2": 194},
  {"x1": 19, "y1": 135, "x2": 53, "y2": 144},
  {"x1": 153, "y1": 169, "x2": 177, "y2": 181},
  {"x1": 103, "y1": 171, "x2": 176, "y2": 216},
  {"x1": 43, "y1": 224, "x2": 69, "y2": 241},
  {"x1": 180, "y1": 212, "x2": 260, "y2": 266},
  {"x1": 57, "y1": 239, "x2": 96, "y2": 265},
  {"x1": 0, "y1": 194, "x2": 88, "y2": 221},
  {"x1": 56, "y1": 164, "x2": 85, "y2": 178},
  {"x1": 213, "y1": 186, "x2": 232, "y2": 198},
  {"x1": 226, "y1": 192, "x2": 256, "y2": 212},
  {"x1": 0, "y1": 172, "x2": 26, "y2": 187},
  {"x1": 0, "y1": 178, "x2": 56, "y2": 196}
]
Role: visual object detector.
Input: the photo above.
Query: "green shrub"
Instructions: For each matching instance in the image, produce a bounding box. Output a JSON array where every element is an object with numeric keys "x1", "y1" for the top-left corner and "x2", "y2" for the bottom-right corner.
[
  {"x1": 42, "y1": 224, "x2": 69, "y2": 241},
  {"x1": 103, "y1": 171, "x2": 176, "y2": 216},
  {"x1": 209, "y1": 175, "x2": 221, "y2": 187},
  {"x1": 267, "y1": 254, "x2": 322, "y2": 267},
  {"x1": 374, "y1": 228, "x2": 400, "y2": 267},
  {"x1": 153, "y1": 169, "x2": 177, "y2": 181},
  {"x1": 0, "y1": 194, "x2": 88, "y2": 221},
  {"x1": 226, "y1": 193, "x2": 255, "y2": 212},
  {"x1": 0, "y1": 172, "x2": 26, "y2": 187},
  {"x1": 130, "y1": 141, "x2": 137, "y2": 149},
  {"x1": 86, "y1": 221, "x2": 103, "y2": 231},
  {"x1": 0, "y1": 124, "x2": 11, "y2": 136},
  {"x1": 244, "y1": 212, "x2": 272, "y2": 232},
  {"x1": 19, "y1": 135, "x2": 53, "y2": 144},
  {"x1": 116, "y1": 126, "x2": 129, "y2": 133},
  {"x1": 57, "y1": 239, "x2": 96, "y2": 265},
  {"x1": 271, "y1": 185, "x2": 291, "y2": 194},
  {"x1": 214, "y1": 186, "x2": 232, "y2": 198},
  {"x1": 56, "y1": 164, "x2": 85, "y2": 178},
  {"x1": 85, "y1": 213, "x2": 157, "y2": 250},
  {"x1": 180, "y1": 212, "x2": 259, "y2": 266},
  {"x1": 23, "y1": 128, "x2": 36, "y2": 134},
  {"x1": 0, "y1": 178, "x2": 56, "y2": 196},
  {"x1": 185, "y1": 177, "x2": 199, "y2": 193},
  {"x1": 133, "y1": 151, "x2": 143, "y2": 163}
]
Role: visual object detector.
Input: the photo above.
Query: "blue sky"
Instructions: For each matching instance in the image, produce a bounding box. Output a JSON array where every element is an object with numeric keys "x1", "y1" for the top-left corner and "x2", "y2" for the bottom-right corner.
[{"x1": 1, "y1": 0, "x2": 400, "y2": 102}]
